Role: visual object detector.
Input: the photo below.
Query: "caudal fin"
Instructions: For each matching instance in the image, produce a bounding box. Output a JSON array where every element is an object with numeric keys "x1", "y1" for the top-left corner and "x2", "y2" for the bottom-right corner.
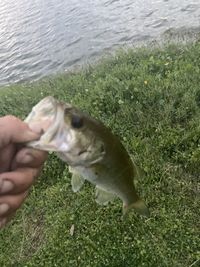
[{"x1": 123, "y1": 199, "x2": 150, "y2": 217}]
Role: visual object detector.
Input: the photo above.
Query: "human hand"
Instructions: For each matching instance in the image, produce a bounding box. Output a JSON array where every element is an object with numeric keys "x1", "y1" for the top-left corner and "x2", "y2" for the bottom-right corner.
[{"x1": 0, "y1": 115, "x2": 47, "y2": 228}]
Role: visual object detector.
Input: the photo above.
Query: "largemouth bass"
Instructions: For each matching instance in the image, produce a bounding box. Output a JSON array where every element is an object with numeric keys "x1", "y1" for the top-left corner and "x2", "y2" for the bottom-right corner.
[{"x1": 25, "y1": 96, "x2": 149, "y2": 217}]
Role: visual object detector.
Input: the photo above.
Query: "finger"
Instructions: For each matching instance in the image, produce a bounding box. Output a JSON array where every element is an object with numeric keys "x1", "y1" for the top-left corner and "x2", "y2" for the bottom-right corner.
[
  {"x1": 0, "y1": 167, "x2": 39, "y2": 195},
  {"x1": 12, "y1": 148, "x2": 48, "y2": 169},
  {"x1": 0, "y1": 144, "x2": 15, "y2": 173},
  {"x1": 0, "y1": 191, "x2": 27, "y2": 218},
  {"x1": 0, "y1": 116, "x2": 41, "y2": 147}
]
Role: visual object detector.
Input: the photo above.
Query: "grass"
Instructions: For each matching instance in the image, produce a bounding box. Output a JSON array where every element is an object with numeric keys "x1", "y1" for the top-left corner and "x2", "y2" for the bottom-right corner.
[{"x1": 0, "y1": 42, "x2": 199, "y2": 267}]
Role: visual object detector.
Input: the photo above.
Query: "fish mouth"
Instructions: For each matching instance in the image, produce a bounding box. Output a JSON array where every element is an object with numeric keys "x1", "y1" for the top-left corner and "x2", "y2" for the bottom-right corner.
[{"x1": 25, "y1": 96, "x2": 70, "y2": 151}]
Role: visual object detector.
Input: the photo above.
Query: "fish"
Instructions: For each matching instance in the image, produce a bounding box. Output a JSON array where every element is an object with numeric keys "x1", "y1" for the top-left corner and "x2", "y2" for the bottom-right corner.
[{"x1": 25, "y1": 96, "x2": 150, "y2": 217}]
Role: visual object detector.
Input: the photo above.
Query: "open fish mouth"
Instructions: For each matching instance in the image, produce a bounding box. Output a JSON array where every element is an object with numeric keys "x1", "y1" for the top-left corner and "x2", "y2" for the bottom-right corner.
[
  {"x1": 25, "y1": 96, "x2": 58, "y2": 132},
  {"x1": 24, "y1": 96, "x2": 71, "y2": 151}
]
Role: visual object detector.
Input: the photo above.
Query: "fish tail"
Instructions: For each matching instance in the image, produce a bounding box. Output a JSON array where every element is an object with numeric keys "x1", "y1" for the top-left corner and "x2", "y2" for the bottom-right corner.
[{"x1": 123, "y1": 198, "x2": 150, "y2": 217}]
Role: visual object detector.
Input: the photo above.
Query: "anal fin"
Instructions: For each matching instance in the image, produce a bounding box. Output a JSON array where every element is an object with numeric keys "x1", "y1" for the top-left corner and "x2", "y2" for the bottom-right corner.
[
  {"x1": 71, "y1": 173, "x2": 85, "y2": 193},
  {"x1": 95, "y1": 187, "x2": 116, "y2": 205},
  {"x1": 69, "y1": 166, "x2": 85, "y2": 193}
]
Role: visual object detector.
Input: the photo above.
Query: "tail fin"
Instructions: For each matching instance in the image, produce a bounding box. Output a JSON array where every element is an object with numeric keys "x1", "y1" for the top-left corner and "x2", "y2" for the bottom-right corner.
[{"x1": 123, "y1": 199, "x2": 150, "y2": 217}]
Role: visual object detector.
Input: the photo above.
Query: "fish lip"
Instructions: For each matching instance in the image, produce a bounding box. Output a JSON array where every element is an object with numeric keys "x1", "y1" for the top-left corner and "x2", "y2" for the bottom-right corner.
[
  {"x1": 43, "y1": 98, "x2": 61, "y2": 136},
  {"x1": 26, "y1": 96, "x2": 58, "y2": 131},
  {"x1": 25, "y1": 96, "x2": 67, "y2": 151},
  {"x1": 35, "y1": 98, "x2": 66, "y2": 145}
]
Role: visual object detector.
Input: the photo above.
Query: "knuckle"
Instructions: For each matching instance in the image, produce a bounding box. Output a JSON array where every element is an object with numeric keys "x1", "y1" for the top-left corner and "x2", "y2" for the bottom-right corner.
[
  {"x1": 7, "y1": 168, "x2": 37, "y2": 193},
  {"x1": 20, "y1": 168, "x2": 37, "y2": 186},
  {"x1": 29, "y1": 149, "x2": 47, "y2": 165},
  {"x1": 3, "y1": 115, "x2": 19, "y2": 123},
  {"x1": 36, "y1": 150, "x2": 48, "y2": 163},
  {"x1": 23, "y1": 168, "x2": 39, "y2": 184}
]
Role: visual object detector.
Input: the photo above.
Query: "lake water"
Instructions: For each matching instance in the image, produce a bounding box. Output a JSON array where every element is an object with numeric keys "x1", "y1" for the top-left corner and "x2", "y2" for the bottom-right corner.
[{"x1": 0, "y1": 0, "x2": 200, "y2": 85}]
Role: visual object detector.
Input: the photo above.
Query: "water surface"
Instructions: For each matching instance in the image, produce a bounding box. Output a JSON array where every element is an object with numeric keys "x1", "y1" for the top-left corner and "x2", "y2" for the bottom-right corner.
[{"x1": 0, "y1": 0, "x2": 199, "y2": 85}]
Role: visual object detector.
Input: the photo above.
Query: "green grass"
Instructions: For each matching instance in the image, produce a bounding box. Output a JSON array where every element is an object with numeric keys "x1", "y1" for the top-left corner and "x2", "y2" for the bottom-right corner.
[{"x1": 0, "y1": 42, "x2": 199, "y2": 267}]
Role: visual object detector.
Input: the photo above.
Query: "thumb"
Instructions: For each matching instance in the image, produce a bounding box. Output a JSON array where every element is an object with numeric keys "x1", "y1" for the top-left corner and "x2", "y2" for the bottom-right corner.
[{"x1": 0, "y1": 116, "x2": 41, "y2": 146}]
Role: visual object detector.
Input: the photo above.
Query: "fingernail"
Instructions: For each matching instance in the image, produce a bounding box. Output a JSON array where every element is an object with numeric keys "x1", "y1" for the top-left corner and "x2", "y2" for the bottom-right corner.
[
  {"x1": 0, "y1": 180, "x2": 14, "y2": 194},
  {"x1": 20, "y1": 154, "x2": 34, "y2": 164},
  {"x1": 0, "y1": 203, "x2": 9, "y2": 216},
  {"x1": 0, "y1": 218, "x2": 7, "y2": 229},
  {"x1": 28, "y1": 123, "x2": 43, "y2": 135},
  {"x1": 26, "y1": 130, "x2": 40, "y2": 140}
]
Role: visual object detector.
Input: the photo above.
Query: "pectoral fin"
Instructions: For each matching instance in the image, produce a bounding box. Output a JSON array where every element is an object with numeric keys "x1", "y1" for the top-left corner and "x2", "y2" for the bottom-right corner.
[
  {"x1": 95, "y1": 187, "x2": 116, "y2": 205},
  {"x1": 123, "y1": 199, "x2": 150, "y2": 217},
  {"x1": 71, "y1": 173, "x2": 85, "y2": 192}
]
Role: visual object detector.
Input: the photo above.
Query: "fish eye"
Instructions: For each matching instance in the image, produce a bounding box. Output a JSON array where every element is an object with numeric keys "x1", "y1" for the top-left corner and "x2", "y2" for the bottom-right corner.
[{"x1": 71, "y1": 114, "x2": 84, "y2": 129}]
